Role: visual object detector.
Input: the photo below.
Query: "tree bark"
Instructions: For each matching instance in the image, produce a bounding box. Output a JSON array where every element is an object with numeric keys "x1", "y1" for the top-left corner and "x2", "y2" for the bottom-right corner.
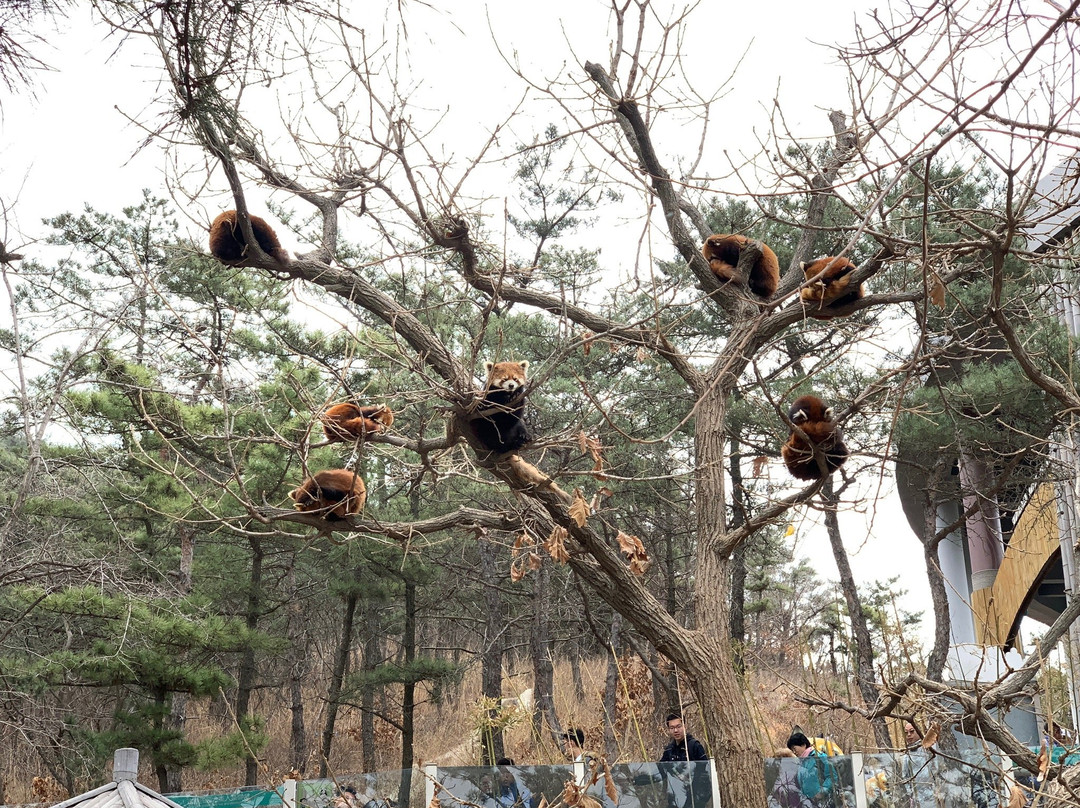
[
  {"x1": 821, "y1": 477, "x2": 890, "y2": 750},
  {"x1": 397, "y1": 579, "x2": 416, "y2": 808},
  {"x1": 320, "y1": 590, "x2": 357, "y2": 778},
  {"x1": 531, "y1": 560, "x2": 561, "y2": 743},
  {"x1": 603, "y1": 612, "x2": 622, "y2": 759},
  {"x1": 480, "y1": 537, "x2": 506, "y2": 764},
  {"x1": 236, "y1": 537, "x2": 264, "y2": 787}
]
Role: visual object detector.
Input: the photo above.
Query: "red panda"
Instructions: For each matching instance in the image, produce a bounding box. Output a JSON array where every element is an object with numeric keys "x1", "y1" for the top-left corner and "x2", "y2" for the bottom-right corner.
[
  {"x1": 209, "y1": 210, "x2": 290, "y2": 265},
  {"x1": 320, "y1": 403, "x2": 394, "y2": 442},
  {"x1": 468, "y1": 361, "x2": 532, "y2": 453},
  {"x1": 800, "y1": 256, "x2": 864, "y2": 319},
  {"x1": 289, "y1": 468, "x2": 367, "y2": 521},
  {"x1": 701, "y1": 234, "x2": 780, "y2": 299},
  {"x1": 781, "y1": 395, "x2": 849, "y2": 480}
]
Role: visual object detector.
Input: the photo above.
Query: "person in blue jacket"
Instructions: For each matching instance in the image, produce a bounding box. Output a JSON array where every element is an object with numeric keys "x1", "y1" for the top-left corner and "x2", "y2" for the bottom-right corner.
[{"x1": 786, "y1": 732, "x2": 839, "y2": 807}]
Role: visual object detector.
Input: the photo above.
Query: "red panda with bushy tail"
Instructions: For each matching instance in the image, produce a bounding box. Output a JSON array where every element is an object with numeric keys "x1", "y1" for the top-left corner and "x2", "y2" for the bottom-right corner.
[
  {"x1": 209, "y1": 210, "x2": 290, "y2": 265},
  {"x1": 800, "y1": 256, "x2": 864, "y2": 318},
  {"x1": 781, "y1": 395, "x2": 849, "y2": 480},
  {"x1": 701, "y1": 234, "x2": 780, "y2": 299},
  {"x1": 320, "y1": 403, "x2": 394, "y2": 442},
  {"x1": 289, "y1": 469, "x2": 367, "y2": 521}
]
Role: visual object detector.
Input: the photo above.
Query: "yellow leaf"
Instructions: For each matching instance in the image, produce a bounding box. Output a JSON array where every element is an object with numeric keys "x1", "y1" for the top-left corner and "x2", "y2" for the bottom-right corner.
[
  {"x1": 785, "y1": 524, "x2": 796, "y2": 537},
  {"x1": 570, "y1": 489, "x2": 591, "y2": 527}
]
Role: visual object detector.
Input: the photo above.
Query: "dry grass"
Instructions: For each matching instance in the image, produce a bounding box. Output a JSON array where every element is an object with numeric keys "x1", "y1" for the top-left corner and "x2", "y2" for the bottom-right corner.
[{"x1": 0, "y1": 654, "x2": 872, "y2": 803}]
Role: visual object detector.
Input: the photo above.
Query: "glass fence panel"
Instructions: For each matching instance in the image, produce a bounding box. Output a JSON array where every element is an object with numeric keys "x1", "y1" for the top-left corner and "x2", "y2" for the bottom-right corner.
[
  {"x1": 765, "y1": 754, "x2": 856, "y2": 808},
  {"x1": 299, "y1": 770, "x2": 424, "y2": 808},
  {"x1": 169, "y1": 786, "x2": 284, "y2": 808},
  {"x1": 434, "y1": 762, "x2": 712, "y2": 808},
  {"x1": 860, "y1": 750, "x2": 1006, "y2": 808}
]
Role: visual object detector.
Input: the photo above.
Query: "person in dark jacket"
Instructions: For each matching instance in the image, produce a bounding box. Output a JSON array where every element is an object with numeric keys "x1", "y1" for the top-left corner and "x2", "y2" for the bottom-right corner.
[{"x1": 660, "y1": 713, "x2": 708, "y2": 761}]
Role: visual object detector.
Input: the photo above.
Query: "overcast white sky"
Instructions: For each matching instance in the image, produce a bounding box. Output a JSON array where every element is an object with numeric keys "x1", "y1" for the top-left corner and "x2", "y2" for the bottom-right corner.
[{"x1": 0, "y1": 0, "x2": 938, "y2": 644}]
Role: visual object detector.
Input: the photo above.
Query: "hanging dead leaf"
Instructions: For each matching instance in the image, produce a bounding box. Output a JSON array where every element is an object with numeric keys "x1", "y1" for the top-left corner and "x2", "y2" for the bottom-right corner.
[
  {"x1": 512, "y1": 533, "x2": 527, "y2": 556},
  {"x1": 922, "y1": 723, "x2": 939, "y2": 749},
  {"x1": 1037, "y1": 743, "x2": 1050, "y2": 782},
  {"x1": 752, "y1": 455, "x2": 769, "y2": 476},
  {"x1": 528, "y1": 551, "x2": 543, "y2": 570},
  {"x1": 582, "y1": 331, "x2": 595, "y2": 357},
  {"x1": 929, "y1": 272, "x2": 946, "y2": 307},
  {"x1": 510, "y1": 557, "x2": 527, "y2": 582},
  {"x1": 635, "y1": 346, "x2": 647, "y2": 362},
  {"x1": 428, "y1": 795, "x2": 442, "y2": 808},
  {"x1": 629, "y1": 556, "x2": 652, "y2": 575},
  {"x1": 603, "y1": 762, "x2": 617, "y2": 804},
  {"x1": 617, "y1": 531, "x2": 644, "y2": 555},
  {"x1": 545, "y1": 526, "x2": 570, "y2": 563},
  {"x1": 562, "y1": 782, "x2": 583, "y2": 807},
  {"x1": 577, "y1": 430, "x2": 589, "y2": 454},
  {"x1": 1007, "y1": 785, "x2": 1025, "y2": 808},
  {"x1": 598, "y1": 486, "x2": 614, "y2": 498},
  {"x1": 570, "y1": 489, "x2": 591, "y2": 526}
]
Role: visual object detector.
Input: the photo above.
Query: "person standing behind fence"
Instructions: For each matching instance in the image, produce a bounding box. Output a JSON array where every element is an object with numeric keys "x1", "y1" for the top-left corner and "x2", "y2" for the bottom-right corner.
[
  {"x1": 658, "y1": 713, "x2": 711, "y2": 808},
  {"x1": 899, "y1": 722, "x2": 937, "y2": 808},
  {"x1": 660, "y1": 714, "x2": 708, "y2": 762},
  {"x1": 786, "y1": 731, "x2": 839, "y2": 808}
]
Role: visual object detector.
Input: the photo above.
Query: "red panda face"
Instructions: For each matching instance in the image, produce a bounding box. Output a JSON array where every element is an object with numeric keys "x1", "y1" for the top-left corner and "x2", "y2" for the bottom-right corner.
[
  {"x1": 788, "y1": 395, "x2": 833, "y2": 424},
  {"x1": 484, "y1": 361, "x2": 529, "y2": 393}
]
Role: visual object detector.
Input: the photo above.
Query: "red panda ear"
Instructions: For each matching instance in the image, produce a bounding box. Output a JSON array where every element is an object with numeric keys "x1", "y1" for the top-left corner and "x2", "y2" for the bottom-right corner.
[
  {"x1": 483, "y1": 361, "x2": 494, "y2": 375},
  {"x1": 519, "y1": 360, "x2": 530, "y2": 373},
  {"x1": 824, "y1": 407, "x2": 834, "y2": 420},
  {"x1": 800, "y1": 262, "x2": 809, "y2": 271},
  {"x1": 288, "y1": 487, "x2": 303, "y2": 502}
]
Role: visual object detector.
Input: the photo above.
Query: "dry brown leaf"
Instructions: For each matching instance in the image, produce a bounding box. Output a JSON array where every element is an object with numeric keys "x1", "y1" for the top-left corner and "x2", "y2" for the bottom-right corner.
[
  {"x1": 598, "y1": 486, "x2": 614, "y2": 498},
  {"x1": 752, "y1": 455, "x2": 769, "y2": 476},
  {"x1": 1037, "y1": 743, "x2": 1050, "y2": 782},
  {"x1": 603, "y1": 761, "x2": 617, "y2": 803},
  {"x1": 617, "y1": 531, "x2": 644, "y2": 555},
  {"x1": 929, "y1": 273, "x2": 946, "y2": 307},
  {"x1": 428, "y1": 795, "x2": 442, "y2": 808},
  {"x1": 512, "y1": 533, "x2": 527, "y2": 556},
  {"x1": 921, "y1": 722, "x2": 939, "y2": 749},
  {"x1": 577, "y1": 430, "x2": 589, "y2": 454},
  {"x1": 1007, "y1": 786, "x2": 1026, "y2": 808},
  {"x1": 562, "y1": 782, "x2": 582, "y2": 807},
  {"x1": 510, "y1": 558, "x2": 527, "y2": 582},
  {"x1": 579, "y1": 798, "x2": 602, "y2": 808},
  {"x1": 582, "y1": 331, "x2": 594, "y2": 357},
  {"x1": 528, "y1": 551, "x2": 543, "y2": 570},
  {"x1": 635, "y1": 346, "x2": 647, "y2": 362},
  {"x1": 544, "y1": 526, "x2": 570, "y2": 563},
  {"x1": 570, "y1": 489, "x2": 591, "y2": 526}
]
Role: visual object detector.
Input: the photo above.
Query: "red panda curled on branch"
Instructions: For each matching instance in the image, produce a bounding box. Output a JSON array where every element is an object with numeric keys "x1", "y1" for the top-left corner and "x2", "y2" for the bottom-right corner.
[
  {"x1": 781, "y1": 395, "x2": 849, "y2": 480},
  {"x1": 799, "y1": 255, "x2": 864, "y2": 319},
  {"x1": 209, "y1": 210, "x2": 290, "y2": 265},
  {"x1": 289, "y1": 469, "x2": 367, "y2": 521},
  {"x1": 701, "y1": 234, "x2": 780, "y2": 299},
  {"x1": 320, "y1": 403, "x2": 394, "y2": 442}
]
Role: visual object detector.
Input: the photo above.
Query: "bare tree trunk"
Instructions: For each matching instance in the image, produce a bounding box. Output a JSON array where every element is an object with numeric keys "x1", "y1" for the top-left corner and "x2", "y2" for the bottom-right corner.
[
  {"x1": 236, "y1": 537, "x2": 264, "y2": 787},
  {"x1": 398, "y1": 579, "x2": 416, "y2": 808},
  {"x1": 822, "y1": 477, "x2": 891, "y2": 750},
  {"x1": 531, "y1": 561, "x2": 561, "y2": 742},
  {"x1": 361, "y1": 611, "x2": 379, "y2": 770},
  {"x1": 603, "y1": 612, "x2": 622, "y2": 759},
  {"x1": 320, "y1": 590, "x2": 357, "y2": 778},
  {"x1": 480, "y1": 537, "x2": 506, "y2": 764},
  {"x1": 728, "y1": 435, "x2": 749, "y2": 675},
  {"x1": 287, "y1": 561, "x2": 309, "y2": 775}
]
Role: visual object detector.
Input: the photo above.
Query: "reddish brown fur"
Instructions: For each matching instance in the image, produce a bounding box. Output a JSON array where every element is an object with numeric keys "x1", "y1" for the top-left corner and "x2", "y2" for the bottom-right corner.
[
  {"x1": 289, "y1": 469, "x2": 367, "y2": 520},
  {"x1": 781, "y1": 394, "x2": 849, "y2": 480},
  {"x1": 209, "y1": 210, "x2": 290, "y2": 265},
  {"x1": 799, "y1": 256, "x2": 863, "y2": 319},
  {"x1": 701, "y1": 234, "x2": 780, "y2": 299},
  {"x1": 468, "y1": 361, "x2": 531, "y2": 453},
  {"x1": 321, "y1": 403, "x2": 394, "y2": 442}
]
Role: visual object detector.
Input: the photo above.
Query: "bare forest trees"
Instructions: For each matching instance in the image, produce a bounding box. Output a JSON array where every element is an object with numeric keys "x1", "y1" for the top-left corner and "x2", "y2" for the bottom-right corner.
[{"x1": 4, "y1": 0, "x2": 1080, "y2": 803}]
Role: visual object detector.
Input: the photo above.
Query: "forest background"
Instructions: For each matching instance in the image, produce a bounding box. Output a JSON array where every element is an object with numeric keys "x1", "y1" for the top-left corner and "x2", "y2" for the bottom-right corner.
[{"x1": 2, "y1": 1, "x2": 1080, "y2": 807}]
